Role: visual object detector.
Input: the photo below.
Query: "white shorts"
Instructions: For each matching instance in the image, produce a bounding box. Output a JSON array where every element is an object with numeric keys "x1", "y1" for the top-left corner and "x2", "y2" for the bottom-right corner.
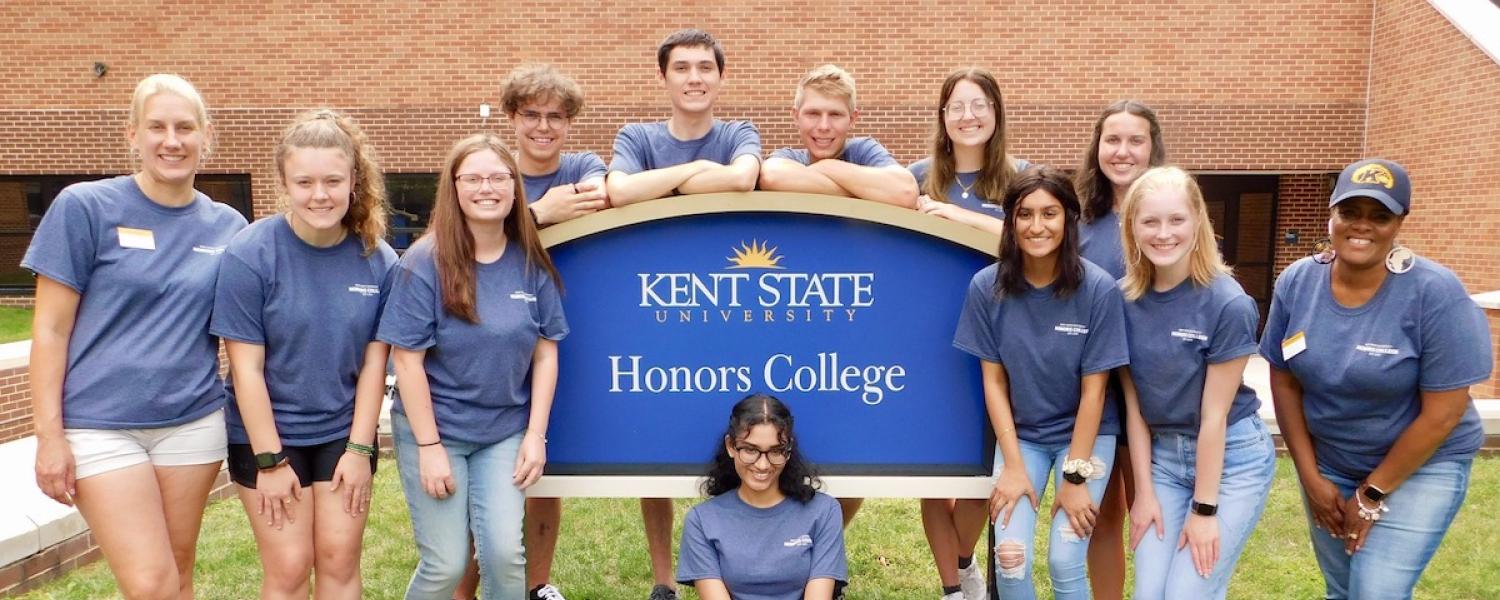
[{"x1": 65, "y1": 409, "x2": 228, "y2": 479}]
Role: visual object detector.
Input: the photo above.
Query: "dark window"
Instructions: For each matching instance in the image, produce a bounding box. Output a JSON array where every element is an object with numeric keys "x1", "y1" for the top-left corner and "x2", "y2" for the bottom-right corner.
[
  {"x1": 1197, "y1": 174, "x2": 1279, "y2": 326},
  {"x1": 0, "y1": 174, "x2": 254, "y2": 290},
  {"x1": 387, "y1": 174, "x2": 437, "y2": 252}
]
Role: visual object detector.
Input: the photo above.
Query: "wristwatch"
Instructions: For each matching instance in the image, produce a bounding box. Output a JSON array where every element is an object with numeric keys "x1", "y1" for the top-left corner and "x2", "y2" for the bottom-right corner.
[
  {"x1": 254, "y1": 450, "x2": 290, "y2": 471},
  {"x1": 1061, "y1": 458, "x2": 1092, "y2": 485},
  {"x1": 1361, "y1": 483, "x2": 1388, "y2": 503},
  {"x1": 1190, "y1": 500, "x2": 1218, "y2": 516}
]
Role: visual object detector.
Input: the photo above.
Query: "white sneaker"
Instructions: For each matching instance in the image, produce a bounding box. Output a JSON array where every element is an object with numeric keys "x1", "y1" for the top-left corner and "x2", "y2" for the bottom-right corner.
[
  {"x1": 941, "y1": 592, "x2": 965, "y2": 600},
  {"x1": 959, "y1": 561, "x2": 985, "y2": 600},
  {"x1": 530, "y1": 583, "x2": 566, "y2": 600}
]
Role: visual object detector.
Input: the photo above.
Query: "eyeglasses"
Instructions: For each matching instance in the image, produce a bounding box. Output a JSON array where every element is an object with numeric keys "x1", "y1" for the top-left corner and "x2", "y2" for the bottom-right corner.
[
  {"x1": 943, "y1": 99, "x2": 993, "y2": 121},
  {"x1": 518, "y1": 111, "x2": 568, "y2": 129},
  {"x1": 734, "y1": 445, "x2": 791, "y2": 466},
  {"x1": 455, "y1": 173, "x2": 513, "y2": 191}
]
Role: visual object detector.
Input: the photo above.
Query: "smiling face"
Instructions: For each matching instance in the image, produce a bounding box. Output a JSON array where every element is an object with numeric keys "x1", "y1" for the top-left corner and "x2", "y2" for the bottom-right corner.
[
  {"x1": 1014, "y1": 189, "x2": 1067, "y2": 261},
  {"x1": 660, "y1": 45, "x2": 722, "y2": 115},
  {"x1": 1330, "y1": 197, "x2": 1402, "y2": 270},
  {"x1": 510, "y1": 96, "x2": 570, "y2": 167},
  {"x1": 726, "y1": 423, "x2": 787, "y2": 497},
  {"x1": 1097, "y1": 112, "x2": 1153, "y2": 194},
  {"x1": 129, "y1": 92, "x2": 208, "y2": 187},
  {"x1": 453, "y1": 149, "x2": 515, "y2": 226},
  {"x1": 282, "y1": 146, "x2": 353, "y2": 236},
  {"x1": 942, "y1": 79, "x2": 996, "y2": 152},
  {"x1": 1131, "y1": 185, "x2": 1197, "y2": 271},
  {"x1": 794, "y1": 88, "x2": 856, "y2": 162}
]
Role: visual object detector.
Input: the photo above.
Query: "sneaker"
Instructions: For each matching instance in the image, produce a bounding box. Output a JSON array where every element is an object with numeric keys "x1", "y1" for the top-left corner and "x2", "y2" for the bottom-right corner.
[
  {"x1": 648, "y1": 584, "x2": 678, "y2": 600},
  {"x1": 958, "y1": 560, "x2": 985, "y2": 600},
  {"x1": 941, "y1": 592, "x2": 965, "y2": 600},
  {"x1": 530, "y1": 583, "x2": 566, "y2": 600}
]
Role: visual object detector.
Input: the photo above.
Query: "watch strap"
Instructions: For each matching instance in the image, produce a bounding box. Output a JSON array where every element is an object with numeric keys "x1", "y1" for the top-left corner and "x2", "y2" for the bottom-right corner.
[{"x1": 1191, "y1": 500, "x2": 1218, "y2": 516}]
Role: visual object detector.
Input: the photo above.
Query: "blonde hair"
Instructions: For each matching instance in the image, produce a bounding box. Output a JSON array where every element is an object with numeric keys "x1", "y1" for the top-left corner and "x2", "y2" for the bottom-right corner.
[
  {"x1": 1119, "y1": 166, "x2": 1230, "y2": 301},
  {"x1": 128, "y1": 74, "x2": 210, "y2": 129},
  {"x1": 273, "y1": 109, "x2": 389, "y2": 255},
  {"x1": 794, "y1": 64, "x2": 856, "y2": 110}
]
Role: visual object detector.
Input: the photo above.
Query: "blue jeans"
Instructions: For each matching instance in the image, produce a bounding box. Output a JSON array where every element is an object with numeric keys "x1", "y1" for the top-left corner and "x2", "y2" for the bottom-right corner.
[
  {"x1": 990, "y1": 434, "x2": 1116, "y2": 600},
  {"x1": 1133, "y1": 415, "x2": 1276, "y2": 600},
  {"x1": 1305, "y1": 458, "x2": 1471, "y2": 600},
  {"x1": 393, "y1": 412, "x2": 526, "y2": 600}
]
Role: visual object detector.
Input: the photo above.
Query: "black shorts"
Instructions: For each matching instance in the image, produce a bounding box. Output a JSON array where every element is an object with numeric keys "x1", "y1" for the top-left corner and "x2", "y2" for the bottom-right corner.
[{"x1": 227, "y1": 438, "x2": 378, "y2": 488}]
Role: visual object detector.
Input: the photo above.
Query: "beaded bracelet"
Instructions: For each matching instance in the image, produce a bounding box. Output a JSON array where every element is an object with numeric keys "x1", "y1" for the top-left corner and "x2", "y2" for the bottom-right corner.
[{"x1": 345, "y1": 441, "x2": 377, "y2": 457}]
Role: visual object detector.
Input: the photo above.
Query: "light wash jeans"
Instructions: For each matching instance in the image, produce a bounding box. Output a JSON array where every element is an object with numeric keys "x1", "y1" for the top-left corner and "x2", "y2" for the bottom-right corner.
[
  {"x1": 393, "y1": 411, "x2": 526, "y2": 600},
  {"x1": 989, "y1": 434, "x2": 1116, "y2": 600},
  {"x1": 1132, "y1": 415, "x2": 1275, "y2": 600},
  {"x1": 1306, "y1": 458, "x2": 1471, "y2": 600}
]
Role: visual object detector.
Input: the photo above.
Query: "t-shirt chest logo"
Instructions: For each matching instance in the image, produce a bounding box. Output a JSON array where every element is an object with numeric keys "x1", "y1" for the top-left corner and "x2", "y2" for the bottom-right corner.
[
  {"x1": 347, "y1": 284, "x2": 379, "y2": 297},
  {"x1": 192, "y1": 244, "x2": 226, "y2": 255},
  {"x1": 783, "y1": 534, "x2": 812, "y2": 547},
  {"x1": 1171, "y1": 328, "x2": 1208, "y2": 342},
  {"x1": 1053, "y1": 322, "x2": 1089, "y2": 336},
  {"x1": 1353, "y1": 342, "x2": 1399, "y2": 357},
  {"x1": 510, "y1": 290, "x2": 538, "y2": 303}
]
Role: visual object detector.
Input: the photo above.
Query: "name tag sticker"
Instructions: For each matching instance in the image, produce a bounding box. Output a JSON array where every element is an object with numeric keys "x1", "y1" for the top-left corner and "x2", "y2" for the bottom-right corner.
[
  {"x1": 117, "y1": 227, "x2": 156, "y2": 250},
  {"x1": 1282, "y1": 331, "x2": 1307, "y2": 361}
]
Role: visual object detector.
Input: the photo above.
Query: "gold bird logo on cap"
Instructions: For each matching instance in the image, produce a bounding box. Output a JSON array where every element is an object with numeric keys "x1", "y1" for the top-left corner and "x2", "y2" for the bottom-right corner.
[{"x1": 1351, "y1": 164, "x2": 1395, "y2": 189}]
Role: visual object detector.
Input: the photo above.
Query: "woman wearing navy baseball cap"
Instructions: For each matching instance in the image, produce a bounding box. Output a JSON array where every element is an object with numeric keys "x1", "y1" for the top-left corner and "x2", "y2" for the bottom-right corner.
[{"x1": 1262, "y1": 158, "x2": 1492, "y2": 597}]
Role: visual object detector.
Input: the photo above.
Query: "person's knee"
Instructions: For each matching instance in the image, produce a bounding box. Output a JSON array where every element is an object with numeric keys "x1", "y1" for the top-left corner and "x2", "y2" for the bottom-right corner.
[
  {"x1": 262, "y1": 547, "x2": 314, "y2": 591},
  {"x1": 115, "y1": 564, "x2": 181, "y2": 600},
  {"x1": 417, "y1": 544, "x2": 472, "y2": 586},
  {"x1": 1048, "y1": 527, "x2": 1091, "y2": 574},
  {"x1": 995, "y1": 539, "x2": 1028, "y2": 580},
  {"x1": 313, "y1": 541, "x2": 361, "y2": 584}
]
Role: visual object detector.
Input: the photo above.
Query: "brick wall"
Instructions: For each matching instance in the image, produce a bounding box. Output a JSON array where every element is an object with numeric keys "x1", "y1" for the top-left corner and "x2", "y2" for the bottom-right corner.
[
  {"x1": 0, "y1": 1, "x2": 1371, "y2": 214},
  {"x1": 0, "y1": 366, "x2": 30, "y2": 444},
  {"x1": 1274, "y1": 174, "x2": 1333, "y2": 273}
]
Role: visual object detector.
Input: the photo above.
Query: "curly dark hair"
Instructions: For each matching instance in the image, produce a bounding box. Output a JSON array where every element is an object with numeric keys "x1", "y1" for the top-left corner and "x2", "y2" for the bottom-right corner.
[
  {"x1": 996, "y1": 165, "x2": 1084, "y2": 299},
  {"x1": 702, "y1": 394, "x2": 822, "y2": 503}
]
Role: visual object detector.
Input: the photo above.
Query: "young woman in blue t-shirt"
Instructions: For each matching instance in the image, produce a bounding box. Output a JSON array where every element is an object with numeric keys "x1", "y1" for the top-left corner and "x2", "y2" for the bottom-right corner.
[
  {"x1": 909, "y1": 67, "x2": 1029, "y2": 239},
  {"x1": 212, "y1": 109, "x2": 397, "y2": 598},
  {"x1": 378, "y1": 134, "x2": 567, "y2": 599},
  {"x1": 953, "y1": 166, "x2": 1129, "y2": 600},
  {"x1": 1115, "y1": 167, "x2": 1275, "y2": 599},
  {"x1": 24, "y1": 74, "x2": 247, "y2": 599},
  {"x1": 677, "y1": 394, "x2": 847, "y2": 600},
  {"x1": 1262, "y1": 159, "x2": 1492, "y2": 598}
]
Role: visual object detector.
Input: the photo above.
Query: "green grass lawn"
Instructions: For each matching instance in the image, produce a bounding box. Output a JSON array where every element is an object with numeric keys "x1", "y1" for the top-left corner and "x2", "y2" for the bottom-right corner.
[
  {"x1": 19, "y1": 457, "x2": 1500, "y2": 599},
  {"x1": 0, "y1": 307, "x2": 32, "y2": 343}
]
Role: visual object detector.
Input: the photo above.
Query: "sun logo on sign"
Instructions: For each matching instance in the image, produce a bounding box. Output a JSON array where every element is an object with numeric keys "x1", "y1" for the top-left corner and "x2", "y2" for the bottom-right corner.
[{"x1": 727, "y1": 240, "x2": 784, "y2": 270}]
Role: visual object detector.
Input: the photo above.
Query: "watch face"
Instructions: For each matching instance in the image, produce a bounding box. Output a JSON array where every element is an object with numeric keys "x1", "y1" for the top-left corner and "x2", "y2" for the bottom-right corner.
[{"x1": 1362, "y1": 486, "x2": 1385, "y2": 502}]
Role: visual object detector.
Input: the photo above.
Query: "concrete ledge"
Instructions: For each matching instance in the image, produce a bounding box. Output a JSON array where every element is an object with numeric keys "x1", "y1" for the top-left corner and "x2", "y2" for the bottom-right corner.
[
  {"x1": 0, "y1": 340, "x2": 29, "y2": 372},
  {"x1": 1474, "y1": 290, "x2": 1500, "y2": 310}
]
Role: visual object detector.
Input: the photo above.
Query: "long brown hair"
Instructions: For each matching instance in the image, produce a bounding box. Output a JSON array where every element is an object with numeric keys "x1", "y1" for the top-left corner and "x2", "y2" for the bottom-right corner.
[
  {"x1": 273, "y1": 109, "x2": 388, "y2": 254},
  {"x1": 923, "y1": 67, "x2": 1018, "y2": 204},
  {"x1": 1074, "y1": 100, "x2": 1167, "y2": 223},
  {"x1": 425, "y1": 134, "x2": 561, "y2": 323}
]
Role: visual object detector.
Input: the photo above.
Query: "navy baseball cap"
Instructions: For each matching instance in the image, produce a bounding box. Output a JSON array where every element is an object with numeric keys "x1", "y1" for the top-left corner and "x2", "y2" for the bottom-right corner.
[{"x1": 1330, "y1": 159, "x2": 1410, "y2": 216}]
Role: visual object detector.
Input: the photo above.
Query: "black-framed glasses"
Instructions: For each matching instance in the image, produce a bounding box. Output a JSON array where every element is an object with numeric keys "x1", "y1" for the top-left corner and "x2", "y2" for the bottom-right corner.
[
  {"x1": 734, "y1": 445, "x2": 791, "y2": 466},
  {"x1": 518, "y1": 111, "x2": 568, "y2": 129},
  {"x1": 455, "y1": 173, "x2": 513, "y2": 191},
  {"x1": 943, "y1": 99, "x2": 992, "y2": 121}
]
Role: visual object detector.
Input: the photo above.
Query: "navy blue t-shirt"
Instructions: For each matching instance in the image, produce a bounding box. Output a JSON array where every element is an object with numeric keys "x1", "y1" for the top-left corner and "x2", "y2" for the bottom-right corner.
[
  {"x1": 1080, "y1": 211, "x2": 1125, "y2": 280},
  {"x1": 677, "y1": 491, "x2": 847, "y2": 600},
  {"x1": 608, "y1": 120, "x2": 761, "y2": 174},
  {"x1": 953, "y1": 261, "x2": 1129, "y2": 444},
  {"x1": 769, "y1": 137, "x2": 898, "y2": 168},
  {"x1": 377, "y1": 238, "x2": 569, "y2": 445},
  {"x1": 1259, "y1": 256, "x2": 1491, "y2": 479},
  {"x1": 211, "y1": 215, "x2": 399, "y2": 445},
  {"x1": 1123, "y1": 274, "x2": 1261, "y2": 435},
  {"x1": 522, "y1": 151, "x2": 607, "y2": 204},
  {"x1": 21, "y1": 175, "x2": 247, "y2": 429},
  {"x1": 908, "y1": 157, "x2": 1032, "y2": 219}
]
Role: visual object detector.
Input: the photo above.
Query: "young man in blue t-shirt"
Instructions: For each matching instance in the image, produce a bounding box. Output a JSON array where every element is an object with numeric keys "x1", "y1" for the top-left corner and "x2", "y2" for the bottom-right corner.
[
  {"x1": 759, "y1": 64, "x2": 917, "y2": 208},
  {"x1": 605, "y1": 29, "x2": 761, "y2": 207}
]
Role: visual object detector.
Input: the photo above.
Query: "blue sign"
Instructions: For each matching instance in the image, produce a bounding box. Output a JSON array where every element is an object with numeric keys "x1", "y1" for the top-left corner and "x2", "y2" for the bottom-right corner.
[{"x1": 545, "y1": 198, "x2": 995, "y2": 476}]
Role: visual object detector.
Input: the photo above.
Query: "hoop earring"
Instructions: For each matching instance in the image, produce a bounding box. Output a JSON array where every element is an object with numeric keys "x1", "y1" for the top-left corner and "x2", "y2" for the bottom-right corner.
[{"x1": 1385, "y1": 245, "x2": 1415, "y2": 274}]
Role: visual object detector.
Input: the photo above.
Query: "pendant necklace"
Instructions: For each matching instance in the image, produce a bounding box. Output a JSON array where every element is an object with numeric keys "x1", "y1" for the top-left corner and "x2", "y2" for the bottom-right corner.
[{"x1": 957, "y1": 176, "x2": 978, "y2": 199}]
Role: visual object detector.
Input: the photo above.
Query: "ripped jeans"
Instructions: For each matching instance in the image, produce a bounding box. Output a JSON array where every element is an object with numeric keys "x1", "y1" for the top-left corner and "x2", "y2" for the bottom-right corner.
[{"x1": 990, "y1": 435, "x2": 1115, "y2": 600}]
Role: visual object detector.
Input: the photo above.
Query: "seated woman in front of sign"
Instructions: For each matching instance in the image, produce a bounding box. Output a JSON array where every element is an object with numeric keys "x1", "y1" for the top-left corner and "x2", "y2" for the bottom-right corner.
[
  {"x1": 377, "y1": 133, "x2": 568, "y2": 599},
  {"x1": 1261, "y1": 159, "x2": 1492, "y2": 599},
  {"x1": 909, "y1": 67, "x2": 1031, "y2": 238},
  {"x1": 1113, "y1": 167, "x2": 1274, "y2": 599},
  {"x1": 677, "y1": 393, "x2": 848, "y2": 600},
  {"x1": 211, "y1": 109, "x2": 396, "y2": 599},
  {"x1": 953, "y1": 166, "x2": 1129, "y2": 600}
]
